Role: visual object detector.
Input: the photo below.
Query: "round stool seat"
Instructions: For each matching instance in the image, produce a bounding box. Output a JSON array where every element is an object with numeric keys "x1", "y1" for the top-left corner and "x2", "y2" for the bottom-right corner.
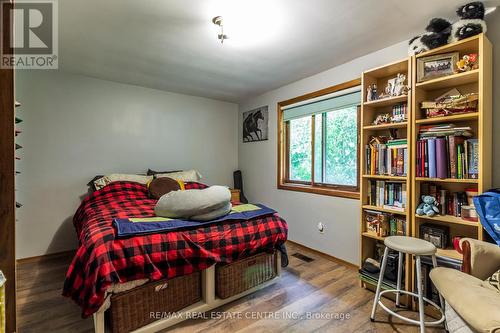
[{"x1": 384, "y1": 236, "x2": 436, "y2": 255}]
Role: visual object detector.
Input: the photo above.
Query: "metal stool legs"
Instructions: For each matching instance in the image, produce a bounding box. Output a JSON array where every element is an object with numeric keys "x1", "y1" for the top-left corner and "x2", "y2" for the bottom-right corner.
[
  {"x1": 396, "y1": 250, "x2": 403, "y2": 307},
  {"x1": 370, "y1": 247, "x2": 389, "y2": 320},
  {"x1": 370, "y1": 249, "x2": 445, "y2": 330},
  {"x1": 415, "y1": 256, "x2": 425, "y2": 333}
]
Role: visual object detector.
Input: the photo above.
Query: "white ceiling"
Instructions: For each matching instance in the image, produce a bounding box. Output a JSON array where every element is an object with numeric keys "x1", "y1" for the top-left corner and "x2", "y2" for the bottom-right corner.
[{"x1": 59, "y1": 0, "x2": 486, "y2": 102}]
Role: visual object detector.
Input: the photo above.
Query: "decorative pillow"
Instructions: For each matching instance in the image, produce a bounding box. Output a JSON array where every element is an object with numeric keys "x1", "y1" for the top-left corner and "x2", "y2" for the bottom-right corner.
[
  {"x1": 154, "y1": 169, "x2": 202, "y2": 182},
  {"x1": 148, "y1": 177, "x2": 182, "y2": 199},
  {"x1": 93, "y1": 174, "x2": 153, "y2": 190},
  {"x1": 190, "y1": 202, "x2": 232, "y2": 221},
  {"x1": 147, "y1": 169, "x2": 182, "y2": 176},
  {"x1": 154, "y1": 185, "x2": 230, "y2": 219},
  {"x1": 87, "y1": 175, "x2": 104, "y2": 191},
  {"x1": 483, "y1": 269, "x2": 500, "y2": 292}
]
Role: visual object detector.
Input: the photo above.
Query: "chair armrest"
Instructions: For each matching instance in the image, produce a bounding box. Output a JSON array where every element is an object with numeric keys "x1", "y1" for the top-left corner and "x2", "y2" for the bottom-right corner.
[{"x1": 461, "y1": 238, "x2": 500, "y2": 280}]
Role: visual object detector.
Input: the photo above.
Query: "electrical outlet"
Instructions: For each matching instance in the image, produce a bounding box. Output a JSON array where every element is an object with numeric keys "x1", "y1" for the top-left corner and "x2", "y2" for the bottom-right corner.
[{"x1": 317, "y1": 222, "x2": 325, "y2": 234}]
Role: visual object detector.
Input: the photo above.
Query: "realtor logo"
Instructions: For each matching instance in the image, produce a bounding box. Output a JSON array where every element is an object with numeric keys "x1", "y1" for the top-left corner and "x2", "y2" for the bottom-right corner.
[{"x1": 1, "y1": 0, "x2": 58, "y2": 69}]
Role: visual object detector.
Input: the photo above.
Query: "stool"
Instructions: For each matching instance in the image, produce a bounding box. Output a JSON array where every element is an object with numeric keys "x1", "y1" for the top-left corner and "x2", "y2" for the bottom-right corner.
[{"x1": 370, "y1": 236, "x2": 445, "y2": 333}]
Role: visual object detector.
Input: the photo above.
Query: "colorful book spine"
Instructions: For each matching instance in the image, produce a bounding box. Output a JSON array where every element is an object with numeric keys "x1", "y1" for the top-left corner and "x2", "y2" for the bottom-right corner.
[
  {"x1": 457, "y1": 145, "x2": 463, "y2": 179},
  {"x1": 428, "y1": 138, "x2": 436, "y2": 178},
  {"x1": 468, "y1": 139, "x2": 479, "y2": 178},
  {"x1": 369, "y1": 180, "x2": 406, "y2": 210},
  {"x1": 366, "y1": 141, "x2": 407, "y2": 176},
  {"x1": 436, "y1": 138, "x2": 448, "y2": 179}
]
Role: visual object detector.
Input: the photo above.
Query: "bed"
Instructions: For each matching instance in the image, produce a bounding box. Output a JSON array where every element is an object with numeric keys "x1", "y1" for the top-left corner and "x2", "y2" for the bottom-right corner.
[{"x1": 63, "y1": 181, "x2": 288, "y2": 332}]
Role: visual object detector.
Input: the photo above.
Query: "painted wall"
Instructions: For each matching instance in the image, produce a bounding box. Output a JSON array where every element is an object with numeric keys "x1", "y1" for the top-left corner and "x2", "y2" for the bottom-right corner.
[
  {"x1": 238, "y1": 12, "x2": 500, "y2": 265},
  {"x1": 15, "y1": 11, "x2": 500, "y2": 261},
  {"x1": 489, "y1": 11, "x2": 500, "y2": 181},
  {"x1": 15, "y1": 71, "x2": 238, "y2": 259}
]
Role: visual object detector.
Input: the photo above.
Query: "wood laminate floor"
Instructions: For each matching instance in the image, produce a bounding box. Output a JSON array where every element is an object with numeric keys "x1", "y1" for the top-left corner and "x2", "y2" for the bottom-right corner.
[{"x1": 17, "y1": 242, "x2": 445, "y2": 332}]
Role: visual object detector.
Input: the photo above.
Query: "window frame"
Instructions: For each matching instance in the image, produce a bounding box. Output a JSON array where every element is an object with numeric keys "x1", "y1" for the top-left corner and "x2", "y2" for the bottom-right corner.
[{"x1": 277, "y1": 78, "x2": 361, "y2": 199}]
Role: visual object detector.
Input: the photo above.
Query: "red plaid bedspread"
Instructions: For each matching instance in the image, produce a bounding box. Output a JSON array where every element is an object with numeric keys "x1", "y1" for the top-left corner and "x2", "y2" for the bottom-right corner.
[{"x1": 62, "y1": 181, "x2": 288, "y2": 317}]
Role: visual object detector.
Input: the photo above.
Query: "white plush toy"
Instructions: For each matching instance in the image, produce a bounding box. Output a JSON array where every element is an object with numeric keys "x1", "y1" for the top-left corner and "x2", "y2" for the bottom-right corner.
[
  {"x1": 449, "y1": 1, "x2": 487, "y2": 43},
  {"x1": 155, "y1": 185, "x2": 232, "y2": 221}
]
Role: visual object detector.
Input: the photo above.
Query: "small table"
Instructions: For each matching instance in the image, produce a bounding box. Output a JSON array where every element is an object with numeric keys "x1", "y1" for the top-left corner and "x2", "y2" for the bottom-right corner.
[{"x1": 230, "y1": 189, "x2": 241, "y2": 203}]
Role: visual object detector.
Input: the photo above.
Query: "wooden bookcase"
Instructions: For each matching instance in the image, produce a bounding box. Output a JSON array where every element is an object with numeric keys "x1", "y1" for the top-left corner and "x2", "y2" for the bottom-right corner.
[
  {"x1": 360, "y1": 34, "x2": 493, "y2": 315},
  {"x1": 410, "y1": 34, "x2": 492, "y2": 313},
  {"x1": 359, "y1": 34, "x2": 492, "y2": 314},
  {"x1": 359, "y1": 58, "x2": 412, "y2": 297}
]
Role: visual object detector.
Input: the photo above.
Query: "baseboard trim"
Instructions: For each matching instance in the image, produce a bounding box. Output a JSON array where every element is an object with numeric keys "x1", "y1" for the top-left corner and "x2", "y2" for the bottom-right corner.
[
  {"x1": 17, "y1": 242, "x2": 358, "y2": 269},
  {"x1": 16, "y1": 249, "x2": 76, "y2": 265},
  {"x1": 286, "y1": 240, "x2": 358, "y2": 270}
]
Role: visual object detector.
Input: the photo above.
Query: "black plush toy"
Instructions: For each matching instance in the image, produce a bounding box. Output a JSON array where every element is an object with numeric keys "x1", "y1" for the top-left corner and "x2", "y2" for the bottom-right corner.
[
  {"x1": 449, "y1": 1, "x2": 487, "y2": 43},
  {"x1": 408, "y1": 18, "x2": 452, "y2": 55},
  {"x1": 408, "y1": 1, "x2": 487, "y2": 55}
]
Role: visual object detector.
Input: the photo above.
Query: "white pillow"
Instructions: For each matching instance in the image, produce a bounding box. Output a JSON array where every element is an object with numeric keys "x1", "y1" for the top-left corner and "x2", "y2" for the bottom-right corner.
[
  {"x1": 154, "y1": 185, "x2": 230, "y2": 219},
  {"x1": 93, "y1": 174, "x2": 153, "y2": 190},
  {"x1": 155, "y1": 169, "x2": 202, "y2": 182},
  {"x1": 190, "y1": 202, "x2": 232, "y2": 221}
]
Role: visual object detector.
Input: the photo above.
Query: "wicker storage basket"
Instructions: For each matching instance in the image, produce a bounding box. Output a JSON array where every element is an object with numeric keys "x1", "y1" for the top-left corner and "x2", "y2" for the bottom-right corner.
[
  {"x1": 109, "y1": 271, "x2": 201, "y2": 333},
  {"x1": 216, "y1": 251, "x2": 277, "y2": 299}
]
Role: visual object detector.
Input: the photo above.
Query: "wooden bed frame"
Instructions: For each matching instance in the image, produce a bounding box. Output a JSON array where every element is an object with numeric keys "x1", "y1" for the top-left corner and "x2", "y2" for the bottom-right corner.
[{"x1": 93, "y1": 252, "x2": 281, "y2": 333}]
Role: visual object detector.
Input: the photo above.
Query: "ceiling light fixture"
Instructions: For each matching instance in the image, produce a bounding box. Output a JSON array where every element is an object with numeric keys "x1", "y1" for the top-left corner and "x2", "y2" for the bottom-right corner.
[{"x1": 212, "y1": 16, "x2": 228, "y2": 44}]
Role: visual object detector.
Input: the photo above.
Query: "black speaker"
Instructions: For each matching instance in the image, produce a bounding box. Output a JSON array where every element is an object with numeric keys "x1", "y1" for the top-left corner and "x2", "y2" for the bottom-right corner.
[{"x1": 233, "y1": 170, "x2": 248, "y2": 203}]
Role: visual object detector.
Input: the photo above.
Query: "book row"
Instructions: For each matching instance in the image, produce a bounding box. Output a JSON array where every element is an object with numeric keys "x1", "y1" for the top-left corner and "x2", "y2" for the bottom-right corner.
[
  {"x1": 365, "y1": 138, "x2": 408, "y2": 176},
  {"x1": 365, "y1": 209, "x2": 407, "y2": 237},
  {"x1": 420, "y1": 183, "x2": 476, "y2": 218},
  {"x1": 416, "y1": 124, "x2": 477, "y2": 179},
  {"x1": 367, "y1": 180, "x2": 407, "y2": 211}
]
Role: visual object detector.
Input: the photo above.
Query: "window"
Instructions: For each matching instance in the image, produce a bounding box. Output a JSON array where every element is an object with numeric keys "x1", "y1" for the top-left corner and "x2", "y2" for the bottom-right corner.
[{"x1": 278, "y1": 79, "x2": 361, "y2": 199}]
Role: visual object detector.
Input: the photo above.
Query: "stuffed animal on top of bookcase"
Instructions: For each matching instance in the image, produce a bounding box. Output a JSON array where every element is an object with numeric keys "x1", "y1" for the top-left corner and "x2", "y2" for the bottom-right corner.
[{"x1": 408, "y1": 1, "x2": 487, "y2": 56}]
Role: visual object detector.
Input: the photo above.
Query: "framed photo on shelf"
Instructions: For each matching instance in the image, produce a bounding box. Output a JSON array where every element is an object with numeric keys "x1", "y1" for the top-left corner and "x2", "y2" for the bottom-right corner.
[{"x1": 417, "y1": 52, "x2": 459, "y2": 83}]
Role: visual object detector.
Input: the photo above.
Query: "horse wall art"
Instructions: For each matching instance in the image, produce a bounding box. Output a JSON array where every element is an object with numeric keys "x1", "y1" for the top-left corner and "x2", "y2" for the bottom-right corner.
[{"x1": 243, "y1": 106, "x2": 268, "y2": 142}]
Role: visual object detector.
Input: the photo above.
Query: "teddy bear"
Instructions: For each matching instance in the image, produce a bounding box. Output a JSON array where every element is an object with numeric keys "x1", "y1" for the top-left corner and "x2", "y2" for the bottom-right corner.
[
  {"x1": 416, "y1": 195, "x2": 440, "y2": 217},
  {"x1": 408, "y1": 2, "x2": 487, "y2": 56}
]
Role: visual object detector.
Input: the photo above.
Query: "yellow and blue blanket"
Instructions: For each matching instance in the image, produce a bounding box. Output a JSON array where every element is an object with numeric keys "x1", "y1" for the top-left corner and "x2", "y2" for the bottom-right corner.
[{"x1": 114, "y1": 203, "x2": 276, "y2": 237}]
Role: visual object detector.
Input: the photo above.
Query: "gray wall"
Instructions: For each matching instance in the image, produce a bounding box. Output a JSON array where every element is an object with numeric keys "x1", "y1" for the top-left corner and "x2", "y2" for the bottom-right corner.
[
  {"x1": 15, "y1": 71, "x2": 238, "y2": 259},
  {"x1": 238, "y1": 12, "x2": 500, "y2": 265},
  {"x1": 15, "y1": 11, "x2": 500, "y2": 261}
]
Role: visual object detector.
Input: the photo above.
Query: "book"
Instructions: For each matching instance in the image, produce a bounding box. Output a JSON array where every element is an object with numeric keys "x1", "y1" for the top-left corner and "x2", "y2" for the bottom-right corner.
[
  {"x1": 382, "y1": 205, "x2": 405, "y2": 212},
  {"x1": 428, "y1": 138, "x2": 436, "y2": 178},
  {"x1": 448, "y1": 136, "x2": 465, "y2": 178},
  {"x1": 436, "y1": 138, "x2": 447, "y2": 179},
  {"x1": 424, "y1": 140, "x2": 428, "y2": 177},
  {"x1": 468, "y1": 139, "x2": 479, "y2": 178},
  {"x1": 457, "y1": 145, "x2": 463, "y2": 179}
]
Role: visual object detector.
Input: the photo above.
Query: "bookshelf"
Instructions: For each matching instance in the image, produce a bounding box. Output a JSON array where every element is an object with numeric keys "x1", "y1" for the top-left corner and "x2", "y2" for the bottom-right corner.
[
  {"x1": 359, "y1": 34, "x2": 492, "y2": 314},
  {"x1": 359, "y1": 58, "x2": 412, "y2": 299},
  {"x1": 411, "y1": 33, "x2": 492, "y2": 262}
]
